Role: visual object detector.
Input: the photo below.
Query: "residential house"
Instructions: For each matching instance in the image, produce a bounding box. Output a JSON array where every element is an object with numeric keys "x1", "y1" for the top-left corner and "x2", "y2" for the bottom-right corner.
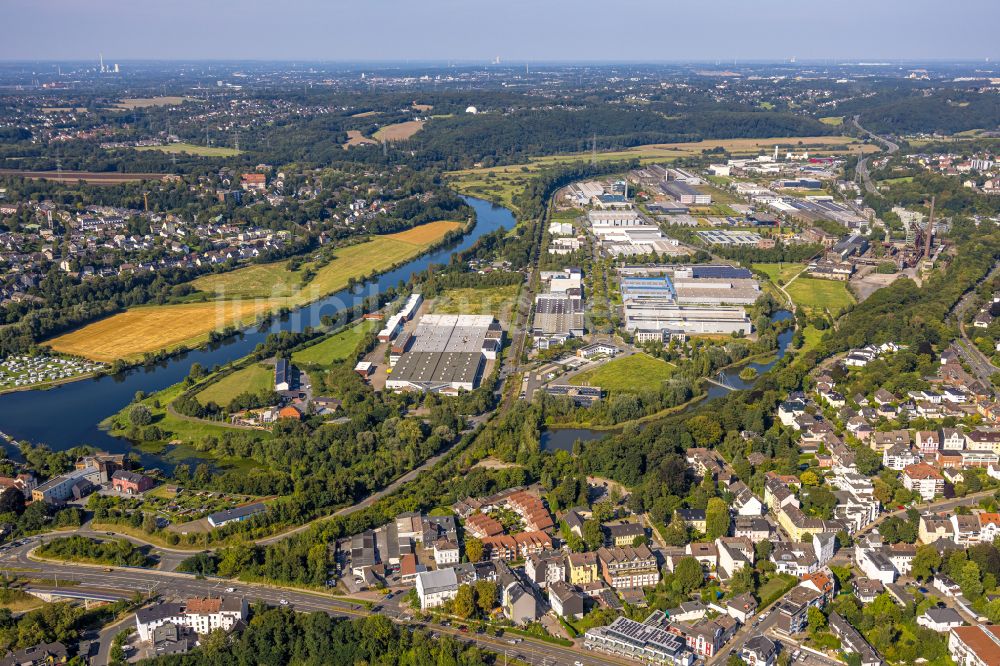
[
  {"x1": 829, "y1": 612, "x2": 883, "y2": 666},
  {"x1": 524, "y1": 551, "x2": 566, "y2": 589},
  {"x1": 415, "y1": 569, "x2": 459, "y2": 609},
  {"x1": 919, "y1": 516, "x2": 955, "y2": 544},
  {"x1": 606, "y1": 522, "x2": 645, "y2": 547},
  {"x1": 883, "y1": 444, "x2": 921, "y2": 471},
  {"x1": 741, "y1": 636, "x2": 777, "y2": 666},
  {"x1": 135, "y1": 597, "x2": 248, "y2": 643},
  {"x1": 902, "y1": 463, "x2": 945, "y2": 501},
  {"x1": 568, "y1": 552, "x2": 599, "y2": 585},
  {"x1": 549, "y1": 581, "x2": 585, "y2": 619},
  {"x1": 675, "y1": 509, "x2": 707, "y2": 533},
  {"x1": 597, "y1": 545, "x2": 660, "y2": 590},
  {"x1": 918, "y1": 607, "x2": 964, "y2": 633},
  {"x1": 853, "y1": 578, "x2": 885, "y2": 603},
  {"x1": 949, "y1": 625, "x2": 1000, "y2": 666}
]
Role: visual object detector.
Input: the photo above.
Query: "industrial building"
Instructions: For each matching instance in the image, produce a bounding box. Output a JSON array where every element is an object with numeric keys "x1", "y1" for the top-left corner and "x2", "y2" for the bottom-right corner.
[
  {"x1": 532, "y1": 294, "x2": 585, "y2": 348},
  {"x1": 660, "y1": 180, "x2": 711, "y2": 205},
  {"x1": 625, "y1": 305, "x2": 752, "y2": 337},
  {"x1": 386, "y1": 314, "x2": 501, "y2": 393},
  {"x1": 696, "y1": 230, "x2": 763, "y2": 247},
  {"x1": 617, "y1": 265, "x2": 756, "y2": 338},
  {"x1": 587, "y1": 210, "x2": 643, "y2": 228}
]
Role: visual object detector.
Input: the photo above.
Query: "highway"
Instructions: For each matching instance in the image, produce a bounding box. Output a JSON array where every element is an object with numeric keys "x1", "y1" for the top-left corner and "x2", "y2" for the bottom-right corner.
[
  {"x1": 0, "y1": 541, "x2": 629, "y2": 666},
  {"x1": 852, "y1": 115, "x2": 899, "y2": 197},
  {"x1": 948, "y1": 260, "x2": 1000, "y2": 386}
]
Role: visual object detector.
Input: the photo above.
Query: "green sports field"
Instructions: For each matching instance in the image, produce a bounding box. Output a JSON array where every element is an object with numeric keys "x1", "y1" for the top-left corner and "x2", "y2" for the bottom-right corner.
[
  {"x1": 569, "y1": 353, "x2": 674, "y2": 392},
  {"x1": 785, "y1": 277, "x2": 855, "y2": 313}
]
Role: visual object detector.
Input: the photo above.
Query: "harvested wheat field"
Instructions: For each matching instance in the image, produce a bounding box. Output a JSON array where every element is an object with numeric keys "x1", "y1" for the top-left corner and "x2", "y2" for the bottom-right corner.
[
  {"x1": 372, "y1": 120, "x2": 425, "y2": 142},
  {"x1": 48, "y1": 300, "x2": 275, "y2": 363},
  {"x1": 388, "y1": 220, "x2": 463, "y2": 245},
  {"x1": 48, "y1": 221, "x2": 464, "y2": 361},
  {"x1": 343, "y1": 130, "x2": 377, "y2": 149}
]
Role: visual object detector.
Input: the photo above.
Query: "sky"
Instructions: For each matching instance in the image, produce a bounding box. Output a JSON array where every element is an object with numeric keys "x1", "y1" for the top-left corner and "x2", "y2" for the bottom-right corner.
[{"x1": 2, "y1": 0, "x2": 997, "y2": 63}]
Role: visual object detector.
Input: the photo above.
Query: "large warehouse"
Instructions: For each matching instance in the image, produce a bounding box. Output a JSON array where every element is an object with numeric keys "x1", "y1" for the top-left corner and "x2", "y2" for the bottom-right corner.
[
  {"x1": 532, "y1": 294, "x2": 585, "y2": 349},
  {"x1": 386, "y1": 314, "x2": 501, "y2": 393},
  {"x1": 617, "y1": 264, "x2": 756, "y2": 338}
]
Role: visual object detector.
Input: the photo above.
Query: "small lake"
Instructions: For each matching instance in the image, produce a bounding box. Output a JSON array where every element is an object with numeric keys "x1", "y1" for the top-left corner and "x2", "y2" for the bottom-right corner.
[
  {"x1": 540, "y1": 309, "x2": 795, "y2": 452},
  {"x1": 0, "y1": 197, "x2": 516, "y2": 470}
]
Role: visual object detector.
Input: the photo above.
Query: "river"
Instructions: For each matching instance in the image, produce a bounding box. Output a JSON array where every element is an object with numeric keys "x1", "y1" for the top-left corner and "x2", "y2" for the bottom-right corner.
[
  {"x1": 0, "y1": 197, "x2": 516, "y2": 469},
  {"x1": 540, "y1": 309, "x2": 795, "y2": 452}
]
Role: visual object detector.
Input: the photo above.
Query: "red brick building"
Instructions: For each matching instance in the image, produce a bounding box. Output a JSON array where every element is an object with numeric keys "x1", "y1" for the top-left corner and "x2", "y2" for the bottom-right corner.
[{"x1": 111, "y1": 470, "x2": 155, "y2": 495}]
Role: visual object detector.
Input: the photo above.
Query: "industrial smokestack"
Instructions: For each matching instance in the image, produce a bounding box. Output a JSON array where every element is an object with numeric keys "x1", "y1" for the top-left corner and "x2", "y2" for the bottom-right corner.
[{"x1": 925, "y1": 195, "x2": 935, "y2": 258}]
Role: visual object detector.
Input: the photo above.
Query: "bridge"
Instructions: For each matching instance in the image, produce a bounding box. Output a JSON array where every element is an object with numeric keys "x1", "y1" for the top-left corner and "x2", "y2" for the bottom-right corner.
[{"x1": 703, "y1": 372, "x2": 738, "y2": 391}]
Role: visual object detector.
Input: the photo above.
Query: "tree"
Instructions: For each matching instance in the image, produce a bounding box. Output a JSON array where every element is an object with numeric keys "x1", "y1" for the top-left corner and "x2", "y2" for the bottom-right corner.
[
  {"x1": 663, "y1": 518, "x2": 689, "y2": 547},
  {"x1": 807, "y1": 606, "x2": 827, "y2": 636},
  {"x1": 755, "y1": 539, "x2": 773, "y2": 562},
  {"x1": 592, "y1": 501, "x2": 614, "y2": 523},
  {"x1": 583, "y1": 519, "x2": 604, "y2": 551},
  {"x1": 672, "y1": 556, "x2": 704, "y2": 594},
  {"x1": 453, "y1": 584, "x2": 475, "y2": 619},
  {"x1": 705, "y1": 498, "x2": 730, "y2": 540},
  {"x1": 0, "y1": 487, "x2": 25, "y2": 516},
  {"x1": 957, "y1": 560, "x2": 984, "y2": 601},
  {"x1": 730, "y1": 564, "x2": 756, "y2": 594},
  {"x1": 854, "y1": 445, "x2": 882, "y2": 476},
  {"x1": 687, "y1": 415, "x2": 723, "y2": 448},
  {"x1": 465, "y1": 538, "x2": 484, "y2": 563},
  {"x1": 474, "y1": 580, "x2": 497, "y2": 615},
  {"x1": 911, "y1": 544, "x2": 942, "y2": 580},
  {"x1": 800, "y1": 470, "x2": 820, "y2": 486},
  {"x1": 128, "y1": 404, "x2": 152, "y2": 427}
]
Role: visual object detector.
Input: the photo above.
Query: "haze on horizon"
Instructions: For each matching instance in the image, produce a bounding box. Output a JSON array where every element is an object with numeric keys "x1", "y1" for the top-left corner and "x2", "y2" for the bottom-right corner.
[{"x1": 2, "y1": 0, "x2": 997, "y2": 63}]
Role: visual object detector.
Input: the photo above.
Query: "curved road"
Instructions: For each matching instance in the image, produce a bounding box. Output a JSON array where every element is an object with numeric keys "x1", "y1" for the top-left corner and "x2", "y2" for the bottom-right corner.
[
  {"x1": 852, "y1": 115, "x2": 899, "y2": 197},
  {"x1": 0, "y1": 542, "x2": 629, "y2": 666}
]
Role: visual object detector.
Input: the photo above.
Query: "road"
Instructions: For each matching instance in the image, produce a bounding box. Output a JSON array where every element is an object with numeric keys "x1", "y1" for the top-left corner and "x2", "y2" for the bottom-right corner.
[
  {"x1": 949, "y1": 260, "x2": 1000, "y2": 386},
  {"x1": 851, "y1": 115, "x2": 899, "y2": 197},
  {"x1": 0, "y1": 542, "x2": 628, "y2": 666}
]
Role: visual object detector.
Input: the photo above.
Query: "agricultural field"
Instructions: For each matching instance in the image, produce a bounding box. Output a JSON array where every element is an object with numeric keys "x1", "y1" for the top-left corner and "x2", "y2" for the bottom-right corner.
[
  {"x1": 819, "y1": 116, "x2": 845, "y2": 126},
  {"x1": 785, "y1": 277, "x2": 855, "y2": 314},
  {"x1": 292, "y1": 320, "x2": 376, "y2": 366},
  {"x1": 430, "y1": 284, "x2": 520, "y2": 324},
  {"x1": 373, "y1": 120, "x2": 425, "y2": 142},
  {"x1": 195, "y1": 363, "x2": 273, "y2": 406},
  {"x1": 569, "y1": 353, "x2": 674, "y2": 392},
  {"x1": 753, "y1": 262, "x2": 807, "y2": 285},
  {"x1": 113, "y1": 96, "x2": 197, "y2": 109},
  {"x1": 193, "y1": 220, "x2": 462, "y2": 301},
  {"x1": 343, "y1": 130, "x2": 377, "y2": 149},
  {"x1": 135, "y1": 142, "x2": 241, "y2": 157},
  {"x1": 48, "y1": 299, "x2": 274, "y2": 363},
  {"x1": 47, "y1": 221, "x2": 462, "y2": 361}
]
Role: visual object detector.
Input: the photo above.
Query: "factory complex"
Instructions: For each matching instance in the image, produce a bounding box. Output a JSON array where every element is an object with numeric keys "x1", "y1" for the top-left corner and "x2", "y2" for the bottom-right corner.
[
  {"x1": 618, "y1": 265, "x2": 757, "y2": 340},
  {"x1": 385, "y1": 314, "x2": 502, "y2": 393}
]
